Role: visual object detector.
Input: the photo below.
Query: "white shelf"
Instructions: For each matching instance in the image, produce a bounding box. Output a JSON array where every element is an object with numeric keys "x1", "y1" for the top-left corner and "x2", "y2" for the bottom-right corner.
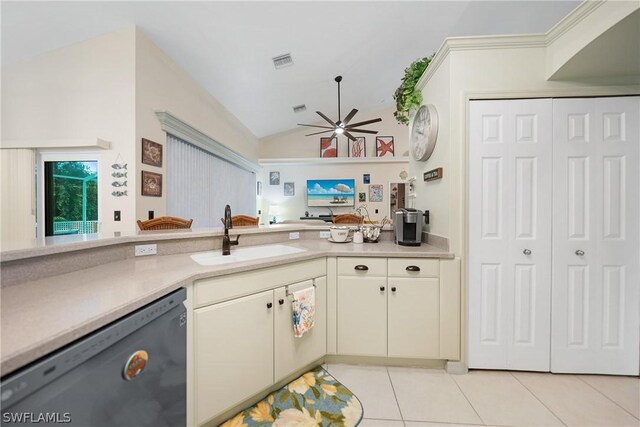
[
  {"x1": 1, "y1": 138, "x2": 111, "y2": 150},
  {"x1": 259, "y1": 156, "x2": 409, "y2": 166}
]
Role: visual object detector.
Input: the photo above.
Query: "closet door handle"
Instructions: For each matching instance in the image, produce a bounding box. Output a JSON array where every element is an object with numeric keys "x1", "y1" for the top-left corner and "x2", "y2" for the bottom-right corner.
[
  {"x1": 355, "y1": 265, "x2": 369, "y2": 271},
  {"x1": 278, "y1": 299, "x2": 285, "y2": 305},
  {"x1": 523, "y1": 249, "x2": 532, "y2": 255},
  {"x1": 575, "y1": 250, "x2": 585, "y2": 256},
  {"x1": 391, "y1": 287, "x2": 397, "y2": 292},
  {"x1": 406, "y1": 265, "x2": 420, "y2": 272},
  {"x1": 379, "y1": 286, "x2": 385, "y2": 291},
  {"x1": 266, "y1": 302, "x2": 273, "y2": 309}
]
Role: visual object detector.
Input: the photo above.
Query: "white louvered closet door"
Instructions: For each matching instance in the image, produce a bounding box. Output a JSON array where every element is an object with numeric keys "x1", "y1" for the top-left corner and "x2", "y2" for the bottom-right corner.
[
  {"x1": 469, "y1": 99, "x2": 553, "y2": 371},
  {"x1": 551, "y1": 97, "x2": 639, "y2": 375}
]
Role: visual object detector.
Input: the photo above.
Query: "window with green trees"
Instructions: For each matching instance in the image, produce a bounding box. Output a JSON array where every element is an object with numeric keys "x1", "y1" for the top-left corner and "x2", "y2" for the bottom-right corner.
[{"x1": 45, "y1": 161, "x2": 98, "y2": 236}]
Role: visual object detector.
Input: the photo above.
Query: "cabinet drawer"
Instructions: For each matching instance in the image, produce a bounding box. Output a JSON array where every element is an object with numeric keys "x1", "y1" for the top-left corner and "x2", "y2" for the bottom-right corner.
[
  {"x1": 337, "y1": 257, "x2": 387, "y2": 276},
  {"x1": 388, "y1": 258, "x2": 439, "y2": 277},
  {"x1": 194, "y1": 258, "x2": 326, "y2": 308}
]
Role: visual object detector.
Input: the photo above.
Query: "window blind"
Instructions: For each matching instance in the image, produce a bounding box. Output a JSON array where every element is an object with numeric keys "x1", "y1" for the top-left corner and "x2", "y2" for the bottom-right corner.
[{"x1": 167, "y1": 134, "x2": 256, "y2": 228}]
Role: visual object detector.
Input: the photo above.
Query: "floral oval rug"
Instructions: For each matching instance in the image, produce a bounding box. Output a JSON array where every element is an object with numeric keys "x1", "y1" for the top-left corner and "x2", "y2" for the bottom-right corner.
[{"x1": 221, "y1": 366, "x2": 363, "y2": 427}]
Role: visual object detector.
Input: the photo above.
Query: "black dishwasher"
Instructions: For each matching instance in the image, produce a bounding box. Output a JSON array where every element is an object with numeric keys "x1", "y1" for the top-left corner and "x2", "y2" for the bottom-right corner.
[{"x1": 1, "y1": 288, "x2": 187, "y2": 427}]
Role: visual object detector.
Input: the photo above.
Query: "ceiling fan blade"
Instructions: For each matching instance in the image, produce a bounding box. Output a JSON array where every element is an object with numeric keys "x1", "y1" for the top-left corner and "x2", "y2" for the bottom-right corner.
[
  {"x1": 342, "y1": 130, "x2": 357, "y2": 141},
  {"x1": 342, "y1": 109, "x2": 358, "y2": 126},
  {"x1": 347, "y1": 128, "x2": 378, "y2": 134},
  {"x1": 316, "y1": 111, "x2": 338, "y2": 127},
  {"x1": 306, "y1": 129, "x2": 336, "y2": 136},
  {"x1": 297, "y1": 123, "x2": 335, "y2": 130},
  {"x1": 346, "y1": 117, "x2": 382, "y2": 128}
]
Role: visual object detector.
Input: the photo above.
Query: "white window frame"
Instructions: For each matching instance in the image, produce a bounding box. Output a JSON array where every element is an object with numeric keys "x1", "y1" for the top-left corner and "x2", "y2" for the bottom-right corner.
[{"x1": 36, "y1": 150, "x2": 102, "y2": 238}]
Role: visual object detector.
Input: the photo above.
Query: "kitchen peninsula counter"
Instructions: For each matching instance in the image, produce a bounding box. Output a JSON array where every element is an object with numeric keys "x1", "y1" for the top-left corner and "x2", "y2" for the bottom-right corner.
[{"x1": 1, "y1": 237, "x2": 453, "y2": 376}]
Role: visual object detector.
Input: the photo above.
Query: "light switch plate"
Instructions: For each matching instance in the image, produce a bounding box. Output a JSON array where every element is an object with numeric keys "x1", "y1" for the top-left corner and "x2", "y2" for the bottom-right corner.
[
  {"x1": 289, "y1": 232, "x2": 300, "y2": 240},
  {"x1": 135, "y1": 244, "x2": 157, "y2": 256},
  {"x1": 319, "y1": 231, "x2": 330, "y2": 239}
]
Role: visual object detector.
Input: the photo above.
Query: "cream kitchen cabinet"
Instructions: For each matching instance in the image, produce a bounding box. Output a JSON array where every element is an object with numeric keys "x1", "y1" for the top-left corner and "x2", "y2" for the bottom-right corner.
[
  {"x1": 192, "y1": 258, "x2": 327, "y2": 425},
  {"x1": 275, "y1": 277, "x2": 327, "y2": 380},
  {"x1": 337, "y1": 257, "x2": 443, "y2": 359},
  {"x1": 194, "y1": 290, "x2": 274, "y2": 425}
]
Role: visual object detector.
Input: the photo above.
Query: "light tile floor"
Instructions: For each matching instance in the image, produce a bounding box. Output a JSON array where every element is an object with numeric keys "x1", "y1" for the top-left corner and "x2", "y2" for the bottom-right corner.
[{"x1": 323, "y1": 364, "x2": 640, "y2": 427}]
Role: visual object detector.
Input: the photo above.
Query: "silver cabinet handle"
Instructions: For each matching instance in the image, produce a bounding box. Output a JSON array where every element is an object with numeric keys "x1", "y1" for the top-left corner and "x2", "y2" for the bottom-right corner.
[
  {"x1": 575, "y1": 250, "x2": 585, "y2": 256},
  {"x1": 523, "y1": 249, "x2": 532, "y2": 255}
]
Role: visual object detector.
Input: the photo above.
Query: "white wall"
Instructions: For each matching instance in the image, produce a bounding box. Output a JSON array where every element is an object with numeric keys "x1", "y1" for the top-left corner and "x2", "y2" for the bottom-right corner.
[
  {"x1": 260, "y1": 106, "x2": 408, "y2": 159},
  {"x1": 258, "y1": 161, "x2": 408, "y2": 224},
  {"x1": 134, "y1": 28, "x2": 261, "y2": 222},
  {"x1": 2, "y1": 27, "x2": 137, "y2": 235},
  {"x1": 258, "y1": 105, "x2": 410, "y2": 223}
]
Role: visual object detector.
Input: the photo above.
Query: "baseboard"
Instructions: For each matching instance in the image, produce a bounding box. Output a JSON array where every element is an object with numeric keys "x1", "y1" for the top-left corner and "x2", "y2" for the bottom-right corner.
[
  {"x1": 325, "y1": 354, "x2": 446, "y2": 369},
  {"x1": 445, "y1": 360, "x2": 468, "y2": 375}
]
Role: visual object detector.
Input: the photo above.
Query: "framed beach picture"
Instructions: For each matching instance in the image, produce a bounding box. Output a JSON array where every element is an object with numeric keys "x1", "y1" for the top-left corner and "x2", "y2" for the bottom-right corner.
[
  {"x1": 320, "y1": 137, "x2": 338, "y2": 158},
  {"x1": 269, "y1": 171, "x2": 280, "y2": 185},
  {"x1": 348, "y1": 137, "x2": 366, "y2": 158},
  {"x1": 141, "y1": 171, "x2": 162, "y2": 197},
  {"x1": 284, "y1": 182, "x2": 295, "y2": 196},
  {"x1": 376, "y1": 136, "x2": 395, "y2": 157},
  {"x1": 142, "y1": 138, "x2": 163, "y2": 167},
  {"x1": 369, "y1": 184, "x2": 383, "y2": 202}
]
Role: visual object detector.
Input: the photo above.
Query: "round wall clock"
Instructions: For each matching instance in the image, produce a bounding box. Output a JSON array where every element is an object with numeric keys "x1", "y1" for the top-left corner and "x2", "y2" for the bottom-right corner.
[{"x1": 410, "y1": 104, "x2": 439, "y2": 161}]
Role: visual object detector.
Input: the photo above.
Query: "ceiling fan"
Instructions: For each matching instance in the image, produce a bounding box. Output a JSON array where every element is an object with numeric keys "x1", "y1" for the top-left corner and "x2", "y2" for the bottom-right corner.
[{"x1": 297, "y1": 76, "x2": 382, "y2": 141}]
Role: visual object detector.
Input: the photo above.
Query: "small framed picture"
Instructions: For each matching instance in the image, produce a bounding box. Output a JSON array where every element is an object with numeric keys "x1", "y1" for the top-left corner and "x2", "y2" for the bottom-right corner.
[
  {"x1": 359, "y1": 192, "x2": 366, "y2": 202},
  {"x1": 369, "y1": 184, "x2": 383, "y2": 202},
  {"x1": 363, "y1": 174, "x2": 370, "y2": 184},
  {"x1": 269, "y1": 171, "x2": 280, "y2": 185},
  {"x1": 257, "y1": 181, "x2": 262, "y2": 196},
  {"x1": 320, "y1": 137, "x2": 338, "y2": 158},
  {"x1": 284, "y1": 182, "x2": 295, "y2": 196},
  {"x1": 348, "y1": 137, "x2": 366, "y2": 158},
  {"x1": 142, "y1": 138, "x2": 163, "y2": 167},
  {"x1": 376, "y1": 136, "x2": 395, "y2": 157},
  {"x1": 141, "y1": 171, "x2": 162, "y2": 197}
]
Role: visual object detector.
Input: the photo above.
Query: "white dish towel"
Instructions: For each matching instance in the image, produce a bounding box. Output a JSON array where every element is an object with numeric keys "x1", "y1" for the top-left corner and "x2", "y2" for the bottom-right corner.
[{"x1": 292, "y1": 286, "x2": 315, "y2": 338}]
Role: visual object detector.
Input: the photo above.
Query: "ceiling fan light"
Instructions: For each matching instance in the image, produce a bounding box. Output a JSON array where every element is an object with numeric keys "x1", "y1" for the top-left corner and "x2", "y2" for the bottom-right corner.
[{"x1": 335, "y1": 127, "x2": 345, "y2": 134}]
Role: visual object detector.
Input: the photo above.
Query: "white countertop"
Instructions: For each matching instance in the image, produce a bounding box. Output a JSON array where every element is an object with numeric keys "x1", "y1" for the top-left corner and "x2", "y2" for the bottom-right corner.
[{"x1": 0, "y1": 239, "x2": 452, "y2": 376}]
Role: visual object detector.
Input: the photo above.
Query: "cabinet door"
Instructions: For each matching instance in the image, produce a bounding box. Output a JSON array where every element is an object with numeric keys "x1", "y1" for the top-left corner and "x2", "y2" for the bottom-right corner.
[
  {"x1": 274, "y1": 277, "x2": 327, "y2": 381},
  {"x1": 468, "y1": 99, "x2": 553, "y2": 371},
  {"x1": 194, "y1": 290, "x2": 274, "y2": 425},
  {"x1": 388, "y1": 278, "x2": 439, "y2": 358},
  {"x1": 337, "y1": 276, "x2": 387, "y2": 356},
  {"x1": 552, "y1": 97, "x2": 639, "y2": 375}
]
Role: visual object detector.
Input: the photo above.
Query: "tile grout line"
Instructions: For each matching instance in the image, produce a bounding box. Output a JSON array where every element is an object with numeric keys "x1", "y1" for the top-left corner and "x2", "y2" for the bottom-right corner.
[
  {"x1": 385, "y1": 366, "x2": 406, "y2": 423},
  {"x1": 575, "y1": 375, "x2": 640, "y2": 421},
  {"x1": 449, "y1": 371, "x2": 487, "y2": 425},
  {"x1": 509, "y1": 371, "x2": 567, "y2": 427}
]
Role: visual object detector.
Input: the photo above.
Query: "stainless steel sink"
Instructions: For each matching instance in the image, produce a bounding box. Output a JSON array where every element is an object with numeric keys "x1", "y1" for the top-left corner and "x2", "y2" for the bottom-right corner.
[{"x1": 190, "y1": 244, "x2": 306, "y2": 266}]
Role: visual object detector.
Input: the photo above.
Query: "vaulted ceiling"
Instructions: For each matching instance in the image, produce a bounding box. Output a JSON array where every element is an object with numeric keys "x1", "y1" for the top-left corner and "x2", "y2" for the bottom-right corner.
[{"x1": 1, "y1": 1, "x2": 579, "y2": 138}]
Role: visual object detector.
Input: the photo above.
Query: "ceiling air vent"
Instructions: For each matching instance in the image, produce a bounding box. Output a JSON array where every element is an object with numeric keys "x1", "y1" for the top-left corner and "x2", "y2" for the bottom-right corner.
[
  {"x1": 293, "y1": 104, "x2": 306, "y2": 113},
  {"x1": 272, "y1": 53, "x2": 293, "y2": 69}
]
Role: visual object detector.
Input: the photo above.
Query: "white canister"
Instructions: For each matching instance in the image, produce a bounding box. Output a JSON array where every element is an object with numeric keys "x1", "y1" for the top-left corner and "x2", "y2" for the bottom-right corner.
[{"x1": 353, "y1": 231, "x2": 364, "y2": 244}]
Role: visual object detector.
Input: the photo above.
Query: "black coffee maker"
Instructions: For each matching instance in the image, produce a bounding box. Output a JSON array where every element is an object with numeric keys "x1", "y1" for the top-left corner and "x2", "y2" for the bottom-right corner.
[{"x1": 394, "y1": 208, "x2": 424, "y2": 246}]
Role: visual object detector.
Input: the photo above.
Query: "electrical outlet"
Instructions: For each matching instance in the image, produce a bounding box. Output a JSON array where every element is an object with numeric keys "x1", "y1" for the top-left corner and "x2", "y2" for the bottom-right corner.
[
  {"x1": 114, "y1": 211, "x2": 121, "y2": 221},
  {"x1": 135, "y1": 244, "x2": 157, "y2": 256},
  {"x1": 319, "y1": 231, "x2": 330, "y2": 239},
  {"x1": 289, "y1": 232, "x2": 300, "y2": 240},
  {"x1": 148, "y1": 210, "x2": 154, "y2": 220},
  {"x1": 375, "y1": 209, "x2": 379, "y2": 214}
]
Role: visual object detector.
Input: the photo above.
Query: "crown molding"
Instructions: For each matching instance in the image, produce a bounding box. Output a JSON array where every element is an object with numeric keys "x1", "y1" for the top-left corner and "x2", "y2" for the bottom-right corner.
[
  {"x1": 155, "y1": 110, "x2": 261, "y2": 173},
  {"x1": 416, "y1": 0, "x2": 606, "y2": 90}
]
